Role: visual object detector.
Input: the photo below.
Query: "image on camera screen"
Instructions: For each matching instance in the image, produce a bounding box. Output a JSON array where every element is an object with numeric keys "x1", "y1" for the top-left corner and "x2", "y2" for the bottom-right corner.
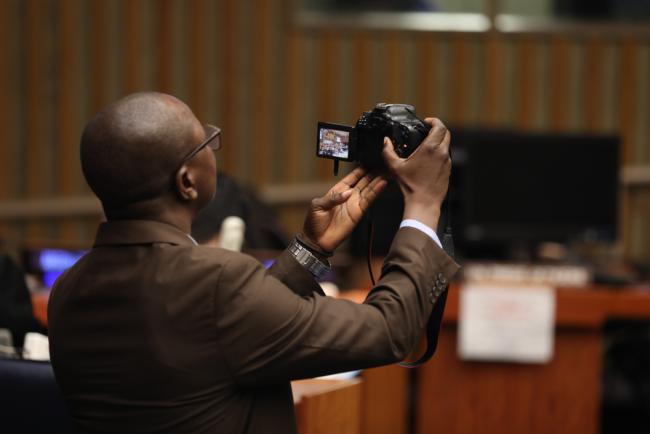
[{"x1": 318, "y1": 127, "x2": 350, "y2": 159}]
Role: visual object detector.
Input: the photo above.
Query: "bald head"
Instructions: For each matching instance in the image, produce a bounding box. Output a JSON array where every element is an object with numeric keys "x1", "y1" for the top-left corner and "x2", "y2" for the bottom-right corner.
[{"x1": 81, "y1": 92, "x2": 202, "y2": 211}]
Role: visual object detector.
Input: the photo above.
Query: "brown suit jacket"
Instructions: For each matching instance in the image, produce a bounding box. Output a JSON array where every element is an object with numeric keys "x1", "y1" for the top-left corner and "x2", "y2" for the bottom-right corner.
[{"x1": 48, "y1": 219, "x2": 459, "y2": 434}]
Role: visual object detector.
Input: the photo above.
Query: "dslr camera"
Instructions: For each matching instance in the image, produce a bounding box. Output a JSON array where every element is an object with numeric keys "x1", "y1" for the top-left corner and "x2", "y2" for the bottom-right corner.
[{"x1": 316, "y1": 103, "x2": 431, "y2": 171}]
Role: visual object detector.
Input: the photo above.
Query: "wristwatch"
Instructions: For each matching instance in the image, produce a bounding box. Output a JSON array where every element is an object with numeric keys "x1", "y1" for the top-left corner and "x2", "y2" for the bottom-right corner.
[{"x1": 288, "y1": 237, "x2": 331, "y2": 279}]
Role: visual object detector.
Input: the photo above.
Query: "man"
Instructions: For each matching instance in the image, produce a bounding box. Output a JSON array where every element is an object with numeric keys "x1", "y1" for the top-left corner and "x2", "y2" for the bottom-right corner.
[{"x1": 48, "y1": 92, "x2": 459, "y2": 434}]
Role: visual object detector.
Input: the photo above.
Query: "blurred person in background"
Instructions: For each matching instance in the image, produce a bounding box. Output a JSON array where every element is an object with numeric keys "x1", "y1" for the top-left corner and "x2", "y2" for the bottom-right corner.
[
  {"x1": 190, "y1": 172, "x2": 288, "y2": 251},
  {"x1": 0, "y1": 253, "x2": 45, "y2": 352}
]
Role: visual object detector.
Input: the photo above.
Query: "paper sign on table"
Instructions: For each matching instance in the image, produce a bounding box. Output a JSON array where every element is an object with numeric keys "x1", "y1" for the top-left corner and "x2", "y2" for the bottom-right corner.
[{"x1": 458, "y1": 284, "x2": 556, "y2": 363}]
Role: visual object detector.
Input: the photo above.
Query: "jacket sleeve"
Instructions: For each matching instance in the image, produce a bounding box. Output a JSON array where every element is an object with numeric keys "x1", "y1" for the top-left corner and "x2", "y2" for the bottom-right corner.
[
  {"x1": 266, "y1": 248, "x2": 325, "y2": 297},
  {"x1": 213, "y1": 227, "x2": 460, "y2": 386}
]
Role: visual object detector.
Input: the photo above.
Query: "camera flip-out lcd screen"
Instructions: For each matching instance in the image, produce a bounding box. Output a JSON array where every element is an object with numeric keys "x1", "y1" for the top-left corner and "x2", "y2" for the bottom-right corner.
[{"x1": 317, "y1": 122, "x2": 353, "y2": 161}]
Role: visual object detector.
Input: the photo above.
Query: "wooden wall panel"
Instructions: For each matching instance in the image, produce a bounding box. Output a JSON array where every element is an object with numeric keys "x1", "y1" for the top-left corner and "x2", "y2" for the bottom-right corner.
[
  {"x1": 6, "y1": 0, "x2": 25, "y2": 211},
  {"x1": 122, "y1": 0, "x2": 141, "y2": 95},
  {"x1": 88, "y1": 0, "x2": 108, "y2": 115},
  {"x1": 57, "y1": 0, "x2": 79, "y2": 240},
  {"x1": 231, "y1": 1, "x2": 248, "y2": 180},
  {"x1": 218, "y1": 0, "x2": 238, "y2": 175},
  {"x1": 618, "y1": 39, "x2": 640, "y2": 257},
  {"x1": 500, "y1": 37, "x2": 517, "y2": 127},
  {"x1": 155, "y1": 0, "x2": 174, "y2": 94},
  {"x1": 188, "y1": 0, "x2": 207, "y2": 121},
  {"x1": 646, "y1": 46, "x2": 650, "y2": 166},
  {"x1": 284, "y1": 26, "x2": 303, "y2": 184},
  {"x1": 599, "y1": 42, "x2": 618, "y2": 133},
  {"x1": 548, "y1": 36, "x2": 570, "y2": 132},
  {"x1": 316, "y1": 30, "x2": 340, "y2": 179},
  {"x1": 619, "y1": 38, "x2": 637, "y2": 167},
  {"x1": 0, "y1": 1, "x2": 648, "y2": 259},
  {"x1": 482, "y1": 34, "x2": 503, "y2": 127},
  {"x1": 0, "y1": 1, "x2": 8, "y2": 203},
  {"x1": 24, "y1": 0, "x2": 48, "y2": 239},
  {"x1": 251, "y1": 0, "x2": 273, "y2": 185},
  {"x1": 57, "y1": 0, "x2": 77, "y2": 198},
  {"x1": 298, "y1": 36, "x2": 320, "y2": 183},
  {"x1": 352, "y1": 32, "x2": 372, "y2": 119},
  {"x1": 384, "y1": 32, "x2": 403, "y2": 104},
  {"x1": 415, "y1": 35, "x2": 437, "y2": 118},
  {"x1": 583, "y1": 38, "x2": 604, "y2": 133},
  {"x1": 450, "y1": 35, "x2": 469, "y2": 124},
  {"x1": 646, "y1": 47, "x2": 650, "y2": 257},
  {"x1": 464, "y1": 37, "x2": 482, "y2": 125},
  {"x1": 516, "y1": 35, "x2": 536, "y2": 129}
]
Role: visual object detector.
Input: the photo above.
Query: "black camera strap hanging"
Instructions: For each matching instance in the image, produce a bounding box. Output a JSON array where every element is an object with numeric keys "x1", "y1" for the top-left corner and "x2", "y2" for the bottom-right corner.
[
  {"x1": 399, "y1": 207, "x2": 453, "y2": 368},
  {"x1": 365, "y1": 195, "x2": 454, "y2": 368}
]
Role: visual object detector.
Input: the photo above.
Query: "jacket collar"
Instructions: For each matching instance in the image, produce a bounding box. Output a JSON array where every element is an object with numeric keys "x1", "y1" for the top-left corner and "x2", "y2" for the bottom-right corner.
[{"x1": 93, "y1": 219, "x2": 197, "y2": 247}]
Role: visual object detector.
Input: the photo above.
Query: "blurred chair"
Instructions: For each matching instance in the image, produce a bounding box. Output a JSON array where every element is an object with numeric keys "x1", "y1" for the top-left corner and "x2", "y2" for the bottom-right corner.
[{"x1": 0, "y1": 358, "x2": 73, "y2": 434}]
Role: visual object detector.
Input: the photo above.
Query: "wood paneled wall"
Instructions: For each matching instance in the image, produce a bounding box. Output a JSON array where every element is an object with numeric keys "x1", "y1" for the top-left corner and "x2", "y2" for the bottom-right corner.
[{"x1": 0, "y1": 0, "x2": 648, "y2": 259}]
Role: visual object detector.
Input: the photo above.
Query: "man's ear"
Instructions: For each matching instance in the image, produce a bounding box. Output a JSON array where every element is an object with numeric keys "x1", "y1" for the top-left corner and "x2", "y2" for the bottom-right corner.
[{"x1": 175, "y1": 165, "x2": 199, "y2": 201}]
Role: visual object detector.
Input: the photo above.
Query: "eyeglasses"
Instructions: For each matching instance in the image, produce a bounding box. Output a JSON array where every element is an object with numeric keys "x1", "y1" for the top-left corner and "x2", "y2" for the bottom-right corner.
[{"x1": 178, "y1": 124, "x2": 221, "y2": 167}]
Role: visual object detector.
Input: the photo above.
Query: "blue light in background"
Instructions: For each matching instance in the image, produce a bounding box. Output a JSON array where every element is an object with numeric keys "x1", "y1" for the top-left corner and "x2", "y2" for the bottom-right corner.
[
  {"x1": 37, "y1": 249, "x2": 85, "y2": 287},
  {"x1": 43, "y1": 270, "x2": 65, "y2": 287},
  {"x1": 38, "y1": 249, "x2": 85, "y2": 272}
]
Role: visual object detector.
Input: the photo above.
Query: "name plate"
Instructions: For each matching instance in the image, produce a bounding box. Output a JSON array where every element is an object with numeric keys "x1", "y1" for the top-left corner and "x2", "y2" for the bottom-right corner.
[{"x1": 458, "y1": 284, "x2": 556, "y2": 363}]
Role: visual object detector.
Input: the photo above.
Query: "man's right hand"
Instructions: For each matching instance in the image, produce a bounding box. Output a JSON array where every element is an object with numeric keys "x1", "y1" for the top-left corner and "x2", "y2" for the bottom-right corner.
[{"x1": 382, "y1": 117, "x2": 451, "y2": 230}]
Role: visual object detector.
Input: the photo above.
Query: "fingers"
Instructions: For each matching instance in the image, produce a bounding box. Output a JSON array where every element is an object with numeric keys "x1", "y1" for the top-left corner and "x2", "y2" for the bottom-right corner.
[
  {"x1": 357, "y1": 176, "x2": 388, "y2": 211},
  {"x1": 423, "y1": 118, "x2": 448, "y2": 146},
  {"x1": 382, "y1": 136, "x2": 401, "y2": 172},
  {"x1": 333, "y1": 163, "x2": 385, "y2": 193},
  {"x1": 312, "y1": 164, "x2": 386, "y2": 211},
  {"x1": 353, "y1": 171, "x2": 377, "y2": 192},
  {"x1": 420, "y1": 117, "x2": 451, "y2": 159},
  {"x1": 440, "y1": 128, "x2": 451, "y2": 156},
  {"x1": 311, "y1": 188, "x2": 353, "y2": 211},
  {"x1": 312, "y1": 170, "x2": 387, "y2": 213},
  {"x1": 338, "y1": 166, "x2": 367, "y2": 189}
]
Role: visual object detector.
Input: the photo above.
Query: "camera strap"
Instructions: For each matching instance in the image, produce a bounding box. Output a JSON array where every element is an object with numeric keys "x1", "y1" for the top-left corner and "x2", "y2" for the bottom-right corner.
[{"x1": 365, "y1": 199, "x2": 454, "y2": 368}]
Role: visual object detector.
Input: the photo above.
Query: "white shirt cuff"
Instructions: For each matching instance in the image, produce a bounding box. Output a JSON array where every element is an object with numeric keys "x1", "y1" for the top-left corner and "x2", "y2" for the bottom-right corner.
[{"x1": 400, "y1": 219, "x2": 442, "y2": 248}]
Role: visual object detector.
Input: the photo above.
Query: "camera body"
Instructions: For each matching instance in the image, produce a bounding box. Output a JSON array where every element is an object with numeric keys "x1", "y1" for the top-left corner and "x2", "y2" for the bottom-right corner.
[{"x1": 317, "y1": 103, "x2": 431, "y2": 170}]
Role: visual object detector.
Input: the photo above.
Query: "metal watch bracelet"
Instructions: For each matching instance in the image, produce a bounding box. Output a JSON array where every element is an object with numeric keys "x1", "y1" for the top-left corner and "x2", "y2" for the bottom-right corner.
[{"x1": 288, "y1": 237, "x2": 331, "y2": 279}]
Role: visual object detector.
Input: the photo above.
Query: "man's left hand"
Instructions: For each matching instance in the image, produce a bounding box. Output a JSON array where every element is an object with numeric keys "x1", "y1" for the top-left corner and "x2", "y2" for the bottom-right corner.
[{"x1": 301, "y1": 167, "x2": 388, "y2": 253}]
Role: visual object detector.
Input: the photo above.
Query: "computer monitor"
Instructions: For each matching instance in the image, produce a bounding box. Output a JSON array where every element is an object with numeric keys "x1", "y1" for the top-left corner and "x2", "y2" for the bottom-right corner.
[
  {"x1": 450, "y1": 130, "x2": 619, "y2": 260},
  {"x1": 23, "y1": 248, "x2": 86, "y2": 288}
]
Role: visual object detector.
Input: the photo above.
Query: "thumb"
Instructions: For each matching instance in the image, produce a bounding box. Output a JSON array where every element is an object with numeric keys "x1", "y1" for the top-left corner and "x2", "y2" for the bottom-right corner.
[
  {"x1": 382, "y1": 137, "x2": 401, "y2": 170},
  {"x1": 312, "y1": 188, "x2": 353, "y2": 211}
]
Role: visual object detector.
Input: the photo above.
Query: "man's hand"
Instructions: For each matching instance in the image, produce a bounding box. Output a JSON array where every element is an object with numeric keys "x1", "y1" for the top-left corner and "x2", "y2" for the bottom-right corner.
[
  {"x1": 302, "y1": 167, "x2": 388, "y2": 253},
  {"x1": 382, "y1": 117, "x2": 451, "y2": 230}
]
